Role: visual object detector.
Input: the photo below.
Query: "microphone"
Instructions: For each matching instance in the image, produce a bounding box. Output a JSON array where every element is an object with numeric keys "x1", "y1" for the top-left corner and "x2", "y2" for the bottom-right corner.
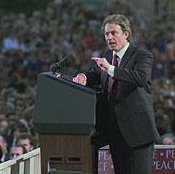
[{"x1": 50, "y1": 54, "x2": 75, "y2": 74}]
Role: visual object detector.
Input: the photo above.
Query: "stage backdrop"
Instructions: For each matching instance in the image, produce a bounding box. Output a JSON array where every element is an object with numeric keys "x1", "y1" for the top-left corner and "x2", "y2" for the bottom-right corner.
[{"x1": 98, "y1": 145, "x2": 175, "y2": 174}]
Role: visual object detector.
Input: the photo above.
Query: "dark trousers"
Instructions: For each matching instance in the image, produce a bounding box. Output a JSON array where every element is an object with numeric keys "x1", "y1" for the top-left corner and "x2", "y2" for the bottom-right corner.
[
  {"x1": 109, "y1": 121, "x2": 154, "y2": 174},
  {"x1": 93, "y1": 120, "x2": 154, "y2": 174},
  {"x1": 94, "y1": 97, "x2": 154, "y2": 174}
]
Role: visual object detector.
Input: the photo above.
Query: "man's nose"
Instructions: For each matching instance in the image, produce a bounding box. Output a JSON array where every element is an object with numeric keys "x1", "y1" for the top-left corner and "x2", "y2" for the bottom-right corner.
[{"x1": 107, "y1": 33, "x2": 113, "y2": 40}]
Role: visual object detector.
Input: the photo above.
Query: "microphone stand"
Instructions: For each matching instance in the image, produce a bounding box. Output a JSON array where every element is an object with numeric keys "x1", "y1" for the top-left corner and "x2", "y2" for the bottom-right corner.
[{"x1": 50, "y1": 55, "x2": 68, "y2": 75}]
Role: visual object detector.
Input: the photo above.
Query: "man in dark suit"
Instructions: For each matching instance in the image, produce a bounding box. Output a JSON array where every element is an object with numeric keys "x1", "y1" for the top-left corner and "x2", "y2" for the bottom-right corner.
[{"x1": 73, "y1": 14, "x2": 160, "y2": 174}]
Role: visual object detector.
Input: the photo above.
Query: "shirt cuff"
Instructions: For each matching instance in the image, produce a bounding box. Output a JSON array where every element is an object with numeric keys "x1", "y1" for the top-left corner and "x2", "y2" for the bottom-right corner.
[
  {"x1": 107, "y1": 65, "x2": 115, "y2": 77},
  {"x1": 79, "y1": 73, "x2": 87, "y2": 81}
]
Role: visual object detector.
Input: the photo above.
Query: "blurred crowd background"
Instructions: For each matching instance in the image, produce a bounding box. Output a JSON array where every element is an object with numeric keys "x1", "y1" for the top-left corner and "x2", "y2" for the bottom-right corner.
[{"x1": 0, "y1": 0, "x2": 175, "y2": 162}]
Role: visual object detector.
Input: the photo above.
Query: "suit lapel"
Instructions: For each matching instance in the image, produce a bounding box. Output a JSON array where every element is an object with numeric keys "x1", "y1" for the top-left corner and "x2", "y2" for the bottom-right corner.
[
  {"x1": 107, "y1": 50, "x2": 113, "y2": 64},
  {"x1": 119, "y1": 43, "x2": 134, "y2": 67},
  {"x1": 101, "y1": 44, "x2": 135, "y2": 87}
]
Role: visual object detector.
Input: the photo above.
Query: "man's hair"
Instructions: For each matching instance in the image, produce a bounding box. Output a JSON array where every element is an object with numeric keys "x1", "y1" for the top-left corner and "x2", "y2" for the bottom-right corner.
[
  {"x1": 16, "y1": 133, "x2": 33, "y2": 145},
  {"x1": 101, "y1": 14, "x2": 132, "y2": 42}
]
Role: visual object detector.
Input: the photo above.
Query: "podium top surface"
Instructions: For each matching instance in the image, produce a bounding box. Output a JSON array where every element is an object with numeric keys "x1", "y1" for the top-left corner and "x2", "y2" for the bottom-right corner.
[{"x1": 42, "y1": 72, "x2": 96, "y2": 95}]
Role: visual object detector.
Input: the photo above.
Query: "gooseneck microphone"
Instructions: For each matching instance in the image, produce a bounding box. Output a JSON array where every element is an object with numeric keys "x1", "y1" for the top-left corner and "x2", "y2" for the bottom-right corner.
[{"x1": 50, "y1": 54, "x2": 75, "y2": 74}]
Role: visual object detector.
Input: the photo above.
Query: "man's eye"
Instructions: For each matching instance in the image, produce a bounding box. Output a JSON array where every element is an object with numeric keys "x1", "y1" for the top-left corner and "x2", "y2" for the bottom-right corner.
[
  {"x1": 105, "y1": 31, "x2": 118, "y2": 36},
  {"x1": 111, "y1": 31, "x2": 115, "y2": 35}
]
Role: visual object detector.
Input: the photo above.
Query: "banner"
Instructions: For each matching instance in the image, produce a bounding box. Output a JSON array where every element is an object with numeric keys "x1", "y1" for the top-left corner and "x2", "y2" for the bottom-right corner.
[{"x1": 98, "y1": 145, "x2": 175, "y2": 174}]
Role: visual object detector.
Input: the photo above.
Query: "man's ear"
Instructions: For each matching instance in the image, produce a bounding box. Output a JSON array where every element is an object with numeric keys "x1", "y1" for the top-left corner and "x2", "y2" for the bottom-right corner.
[{"x1": 124, "y1": 31, "x2": 129, "y2": 39}]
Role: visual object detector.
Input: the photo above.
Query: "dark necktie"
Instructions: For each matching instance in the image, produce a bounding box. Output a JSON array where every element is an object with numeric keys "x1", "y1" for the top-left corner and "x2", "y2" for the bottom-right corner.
[{"x1": 108, "y1": 54, "x2": 119, "y2": 94}]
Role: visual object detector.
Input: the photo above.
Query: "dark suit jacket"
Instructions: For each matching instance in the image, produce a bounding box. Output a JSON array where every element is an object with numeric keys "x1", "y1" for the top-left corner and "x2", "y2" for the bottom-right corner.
[{"x1": 86, "y1": 43, "x2": 160, "y2": 147}]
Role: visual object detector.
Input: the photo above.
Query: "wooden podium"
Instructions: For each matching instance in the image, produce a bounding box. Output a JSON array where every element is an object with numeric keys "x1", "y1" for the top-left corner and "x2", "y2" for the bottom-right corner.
[{"x1": 33, "y1": 72, "x2": 97, "y2": 174}]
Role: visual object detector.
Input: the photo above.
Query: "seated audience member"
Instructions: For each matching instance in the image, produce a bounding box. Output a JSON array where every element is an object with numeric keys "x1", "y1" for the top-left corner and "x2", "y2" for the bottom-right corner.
[
  {"x1": 159, "y1": 133, "x2": 175, "y2": 145},
  {"x1": 16, "y1": 133, "x2": 34, "y2": 152},
  {"x1": 10, "y1": 144, "x2": 27, "y2": 159}
]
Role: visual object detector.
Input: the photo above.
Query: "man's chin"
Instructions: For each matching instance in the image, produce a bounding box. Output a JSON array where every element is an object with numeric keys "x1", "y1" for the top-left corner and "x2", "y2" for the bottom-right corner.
[{"x1": 108, "y1": 45, "x2": 116, "y2": 50}]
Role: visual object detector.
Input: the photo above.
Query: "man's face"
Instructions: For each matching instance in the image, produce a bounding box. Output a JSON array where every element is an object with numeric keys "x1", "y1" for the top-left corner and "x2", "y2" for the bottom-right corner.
[
  {"x1": 18, "y1": 139, "x2": 33, "y2": 152},
  {"x1": 10, "y1": 147, "x2": 24, "y2": 159},
  {"x1": 104, "y1": 23, "x2": 129, "y2": 51}
]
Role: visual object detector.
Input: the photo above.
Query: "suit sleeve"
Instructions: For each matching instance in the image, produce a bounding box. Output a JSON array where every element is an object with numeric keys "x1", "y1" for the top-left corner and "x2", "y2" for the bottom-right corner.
[{"x1": 85, "y1": 61, "x2": 101, "y2": 87}]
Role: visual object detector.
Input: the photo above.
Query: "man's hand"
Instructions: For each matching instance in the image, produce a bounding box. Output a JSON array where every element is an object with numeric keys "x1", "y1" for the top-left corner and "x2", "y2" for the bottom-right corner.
[
  {"x1": 73, "y1": 73, "x2": 87, "y2": 86},
  {"x1": 91, "y1": 57, "x2": 110, "y2": 72}
]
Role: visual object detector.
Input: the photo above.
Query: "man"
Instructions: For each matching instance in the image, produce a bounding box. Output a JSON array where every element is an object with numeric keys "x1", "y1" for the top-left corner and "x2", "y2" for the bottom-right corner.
[
  {"x1": 16, "y1": 133, "x2": 34, "y2": 152},
  {"x1": 73, "y1": 14, "x2": 160, "y2": 174},
  {"x1": 10, "y1": 144, "x2": 27, "y2": 159}
]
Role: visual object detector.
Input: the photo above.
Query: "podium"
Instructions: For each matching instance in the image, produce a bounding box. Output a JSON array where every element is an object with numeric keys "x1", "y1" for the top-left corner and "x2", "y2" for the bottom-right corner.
[{"x1": 33, "y1": 72, "x2": 97, "y2": 174}]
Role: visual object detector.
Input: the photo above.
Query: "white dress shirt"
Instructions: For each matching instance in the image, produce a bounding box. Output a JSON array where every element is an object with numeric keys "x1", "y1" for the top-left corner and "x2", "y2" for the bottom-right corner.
[{"x1": 108, "y1": 42, "x2": 130, "y2": 77}]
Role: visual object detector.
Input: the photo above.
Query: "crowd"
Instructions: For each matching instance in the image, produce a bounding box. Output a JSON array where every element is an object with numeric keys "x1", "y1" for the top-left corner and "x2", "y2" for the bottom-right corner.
[{"x1": 0, "y1": 0, "x2": 175, "y2": 163}]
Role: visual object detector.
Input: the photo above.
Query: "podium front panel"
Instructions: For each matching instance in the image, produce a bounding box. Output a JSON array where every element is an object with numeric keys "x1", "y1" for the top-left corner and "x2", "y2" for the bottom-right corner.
[{"x1": 33, "y1": 72, "x2": 96, "y2": 134}]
